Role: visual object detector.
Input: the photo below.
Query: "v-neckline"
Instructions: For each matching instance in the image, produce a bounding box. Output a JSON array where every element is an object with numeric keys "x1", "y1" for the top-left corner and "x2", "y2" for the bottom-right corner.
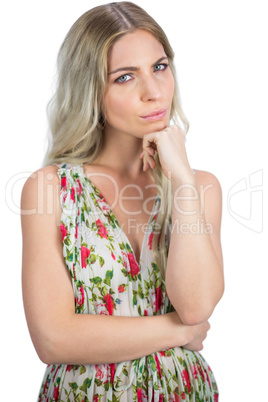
[{"x1": 78, "y1": 163, "x2": 160, "y2": 267}]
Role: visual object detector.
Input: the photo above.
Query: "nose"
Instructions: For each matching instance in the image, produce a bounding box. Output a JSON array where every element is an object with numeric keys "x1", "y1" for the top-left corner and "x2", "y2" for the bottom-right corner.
[{"x1": 140, "y1": 76, "x2": 161, "y2": 102}]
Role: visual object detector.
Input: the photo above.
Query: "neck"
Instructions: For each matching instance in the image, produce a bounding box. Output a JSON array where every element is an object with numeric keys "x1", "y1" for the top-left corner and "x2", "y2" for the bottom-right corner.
[{"x1": 93, "y1": 127, "x2": 145, "y2": 179}]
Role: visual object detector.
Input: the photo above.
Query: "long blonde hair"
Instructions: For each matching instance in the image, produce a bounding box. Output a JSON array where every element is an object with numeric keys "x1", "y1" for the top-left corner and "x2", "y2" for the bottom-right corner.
[{"x1": 42, "y1": 1, "x2": 189, "y2": 278}]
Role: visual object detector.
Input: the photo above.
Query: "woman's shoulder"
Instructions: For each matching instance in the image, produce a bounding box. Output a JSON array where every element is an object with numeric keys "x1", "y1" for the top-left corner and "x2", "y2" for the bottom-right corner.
[
  {"x1": 22, "y1": 164, "x2": 59, "y2": 194},
  {"x1": 193, "y1": 168, "x2": 222, "y2": 190},
  {"x1": 20, "y1": 164, "x2": 63, "y2": 218}
]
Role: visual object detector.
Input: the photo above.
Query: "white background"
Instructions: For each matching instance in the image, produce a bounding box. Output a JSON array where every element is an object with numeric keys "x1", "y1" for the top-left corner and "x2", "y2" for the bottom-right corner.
[{"x1": 1, "y1": 0, "x2": 267, "y2": 400}]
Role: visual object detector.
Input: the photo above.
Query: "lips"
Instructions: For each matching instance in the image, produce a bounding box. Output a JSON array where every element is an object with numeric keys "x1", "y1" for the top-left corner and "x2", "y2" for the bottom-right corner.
[{"x1": 140, "y1": 108, "x2": 167, "y2": 121}]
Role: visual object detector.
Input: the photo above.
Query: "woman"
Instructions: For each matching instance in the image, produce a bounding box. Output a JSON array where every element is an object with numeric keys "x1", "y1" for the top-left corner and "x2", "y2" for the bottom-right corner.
[{"x1": 21, "y1": 2, "x2": 224, "y2": 401}]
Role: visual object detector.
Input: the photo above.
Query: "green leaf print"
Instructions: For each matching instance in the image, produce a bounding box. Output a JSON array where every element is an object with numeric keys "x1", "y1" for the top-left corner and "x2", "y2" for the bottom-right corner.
[
  {"x1": 95, "y1": 378, "x2": 102, "y2": 386},
  {"x1": 99, "y1": 256, "x2": 105, "y2": 267},
  {"x1": 125, "y1": 243, "x2": 132, "y2": 253},
  {"x1": 79, "y1": 378, "x2": 92, "y2": 393},
  {"x1": 151, "y1": 262, "x2": 159, "y2": 272},
  {"x1": 122, "y1": 368, "x2": 129, "y2": 376},
  {"x1": 79, "y1": 365, "x2": 86, "y2": 375},
  {"x1": 104, "y1": 381, "x2": 110, "y2": 391},
  {"x1": 90, "y1": 277, "x2": 102, "y2": 285},
  {"x1": 138, "y1": 283, "x2": 144, "y2": 299},
  {"x1": 66, "y1": 249, "x2": 73, "y2": 262},
  {"x1": 90, "y1": 254, "x2": 97, "y2": 264},
  {"x1": 147, "y1": 355, "x2": 157, "y2": 372},
  {"x1": 133, "y1": 291, "x2": 137, "y2": 306},
  {"x1": 121, "y1": 268, "x2": 128, "y2": 277},
  {"x1": 104, "y1": 269, "x2": 113, "y2": 286},
  {"x1": 69, "y1": 382, "x2": 78, "y2": 391}
]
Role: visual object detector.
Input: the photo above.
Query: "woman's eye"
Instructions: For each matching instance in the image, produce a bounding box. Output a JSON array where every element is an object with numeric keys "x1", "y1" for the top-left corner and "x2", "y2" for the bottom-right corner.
[
  {"x1": 115, "y1": 74, "x2": 132, "y2": 83},
  {"x1": 154, "y1": 63, "x2": 168, "y2": 72}
]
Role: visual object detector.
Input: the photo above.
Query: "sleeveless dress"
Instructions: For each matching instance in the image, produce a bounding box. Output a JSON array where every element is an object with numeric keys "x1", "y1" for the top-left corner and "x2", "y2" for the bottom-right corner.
[{"x1": 38, "y1": 162, "x2": 219, "y2": 402}]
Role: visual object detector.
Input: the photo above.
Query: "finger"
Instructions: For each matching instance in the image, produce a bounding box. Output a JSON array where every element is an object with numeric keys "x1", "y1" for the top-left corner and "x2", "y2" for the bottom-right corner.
[
  {"x1": 142, "y1": 154, "x2": 150, "y2": 171},
  {"x1": 143, "y1": 132, "x2": 160, "y2": 153},
  {"x1": 143, "y1": 152, "x2": 156, "y2": 170}
]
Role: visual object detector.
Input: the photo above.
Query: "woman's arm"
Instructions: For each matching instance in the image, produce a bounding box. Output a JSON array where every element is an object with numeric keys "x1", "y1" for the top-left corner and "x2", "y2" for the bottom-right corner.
[
  {"x1": 21, "y1": 166, "x2": 209, "y2": 366},
  {"x1": 165, "y1": 169, "x2": 224, "y2": 326}
]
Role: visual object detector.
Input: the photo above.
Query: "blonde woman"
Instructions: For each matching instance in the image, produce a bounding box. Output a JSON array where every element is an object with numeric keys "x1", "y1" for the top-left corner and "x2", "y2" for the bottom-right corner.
[{"x1": 21, "y1": 2, "x2": 224, "y2": 401}]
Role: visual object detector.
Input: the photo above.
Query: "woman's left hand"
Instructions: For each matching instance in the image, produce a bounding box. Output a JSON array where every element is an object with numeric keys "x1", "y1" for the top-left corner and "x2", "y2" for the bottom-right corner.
[{"x1": 140, "y1": 125, "x2": 194, "y2": 183}]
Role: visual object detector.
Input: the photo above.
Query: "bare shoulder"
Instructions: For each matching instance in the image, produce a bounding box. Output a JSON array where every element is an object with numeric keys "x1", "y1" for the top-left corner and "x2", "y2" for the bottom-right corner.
[
  {"x1": 21, "y1": 165, "x2": 60, "y2": 205},
  {"x1": 20, "y1": 164, "x2": 62, "y2": 228},
  {"x1": 193, "y1": 169, "x2": 222, "y2": 201},
  {"x1": 193, "y1": 169, "x2": 222, "y2": 190}
]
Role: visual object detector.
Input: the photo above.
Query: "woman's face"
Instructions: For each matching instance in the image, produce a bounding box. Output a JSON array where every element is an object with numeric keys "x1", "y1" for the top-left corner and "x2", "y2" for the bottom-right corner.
[{"x1": 103, "y1": 29, "x2": 175, "y2": 139}]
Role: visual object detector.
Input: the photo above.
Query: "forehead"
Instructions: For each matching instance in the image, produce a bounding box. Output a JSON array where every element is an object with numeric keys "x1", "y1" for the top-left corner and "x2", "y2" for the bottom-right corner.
[{"x1": 108, "y1": 30, "x2": 165, "y2": 68}]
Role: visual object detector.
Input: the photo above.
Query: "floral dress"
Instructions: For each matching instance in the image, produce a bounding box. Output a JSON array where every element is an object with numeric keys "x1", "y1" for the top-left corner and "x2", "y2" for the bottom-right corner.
[{"x1": 38, "y1": 162, "x2": 219, "y2": 402}]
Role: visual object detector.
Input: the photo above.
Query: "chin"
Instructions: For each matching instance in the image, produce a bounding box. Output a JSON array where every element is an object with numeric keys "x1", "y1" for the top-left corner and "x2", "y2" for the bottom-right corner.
[{"x1": 144, "y1": 120, "x2": 169, "y2": 133}]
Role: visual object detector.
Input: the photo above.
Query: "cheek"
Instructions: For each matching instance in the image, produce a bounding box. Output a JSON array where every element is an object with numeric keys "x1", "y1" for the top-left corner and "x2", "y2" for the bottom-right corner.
[{"x1": 103, "y1": 93, "x2": 134, "y2": 125}]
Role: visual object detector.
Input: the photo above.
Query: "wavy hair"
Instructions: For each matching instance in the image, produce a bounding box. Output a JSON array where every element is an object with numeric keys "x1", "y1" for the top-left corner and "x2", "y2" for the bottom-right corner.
[{"x1": 42, "y1": 1, "x2": 189, "y2": 277}]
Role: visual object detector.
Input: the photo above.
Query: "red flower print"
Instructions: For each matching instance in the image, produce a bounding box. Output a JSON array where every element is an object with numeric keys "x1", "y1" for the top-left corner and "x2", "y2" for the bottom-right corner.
[
  {"x1": 96, "y1": 219, "x2": 108, "y2": 239},
  {"x1": 60, "y1": 223, "x2": 68, "y2": 241},
  {"x1": 76, "y1": 179, "x2": 83, "y2": 196},
  {"x1": 93, "y1": 396, "x2": 98, "y2": 402},
  {"x1": 137, "y1": 388, "x2": 142, "y2": 402},
  {"x1": 66, "y1": 365, "x2": 72, "y2": 372},
  {"x1": 109, "y1": 363, "x2": 115, "y2": 384},
  {"x1": 73, "y1": 263, "x2": 77, "y2": 281},
  {"x1": 174, "y1": 393, "x2": 180, "y2": 402},
  {"x1": 181, "y1": 393, "x2": 186, "y2": 400},
  {"x1": 75, "y1": 224, "x2": 78, "y2": 239},
  {"x1": 159, "y1": 395, "x2": 164, "y2": 402},
  {"x1": 144, "y1": 309, "x2": 148, "y2": 316},
  {"x1": 53, "y1": 386, "x2": 59, "y2": 401},
  {"x1": 182, "y1": 370, "x2": 191, "y2": 393},
  {"x1": 155, "y1": 354, "x2": 162, "y2": 379},
  {"x1": 81, "y1": 246, "x2": 90, "y2": 268},
  {"x1": 103, "y1": 293, "x2": 114, "y2": 315},
  {"x1": 70, "y1": 186, "x2": 75, "y2": 202},
  {"x1": 77, "y1": 285, "x2": 85, "y2": 307},
  {"x1": 96, "y1": 367, "x2": 104, "y2": 380},
  {"x1": 197, "y1": 363, "x2": 205, "y2": 382},
  {"x1": 111, "y1": 252, "x2": 116, "y2": 260},
  {"x1": 53, "y1": 365, "x2": 60, "y2": 381},
  {"x1": 214, "y1": 394, "x2": 219, "y2": 402},
  {"x1": 154, "y1": 285, "x2": 163, "y2": 312},
  {"x1": 148, "y1": 231, "x2": 154, "y2": 250},
  {"x1": 63, "y1": 193, "x2": 67, "y2": 203},
  {"x1": 127, "y1": 253, "x2": 140, "y2": 277},
  {"x1": 61, "y1": 176, "x2": 66, "y2": 190},
  {"x1": 43, "y1": 380, "x2": 48, "y2": 394},
  {"x1": 206, "y1": 370, "x2": 211, "y2": 387},
  {"x1": 118, "y1": 285, "x2": 125, "y2": 293},
  {"x1": 192, "y1": 364, "x2": 198, "y2": 379}
]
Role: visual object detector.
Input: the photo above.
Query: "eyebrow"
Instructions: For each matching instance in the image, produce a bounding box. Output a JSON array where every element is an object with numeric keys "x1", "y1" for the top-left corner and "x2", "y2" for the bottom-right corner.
[{"x1": 108, "y1": 56, "x2": 169, "y2": 75}]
